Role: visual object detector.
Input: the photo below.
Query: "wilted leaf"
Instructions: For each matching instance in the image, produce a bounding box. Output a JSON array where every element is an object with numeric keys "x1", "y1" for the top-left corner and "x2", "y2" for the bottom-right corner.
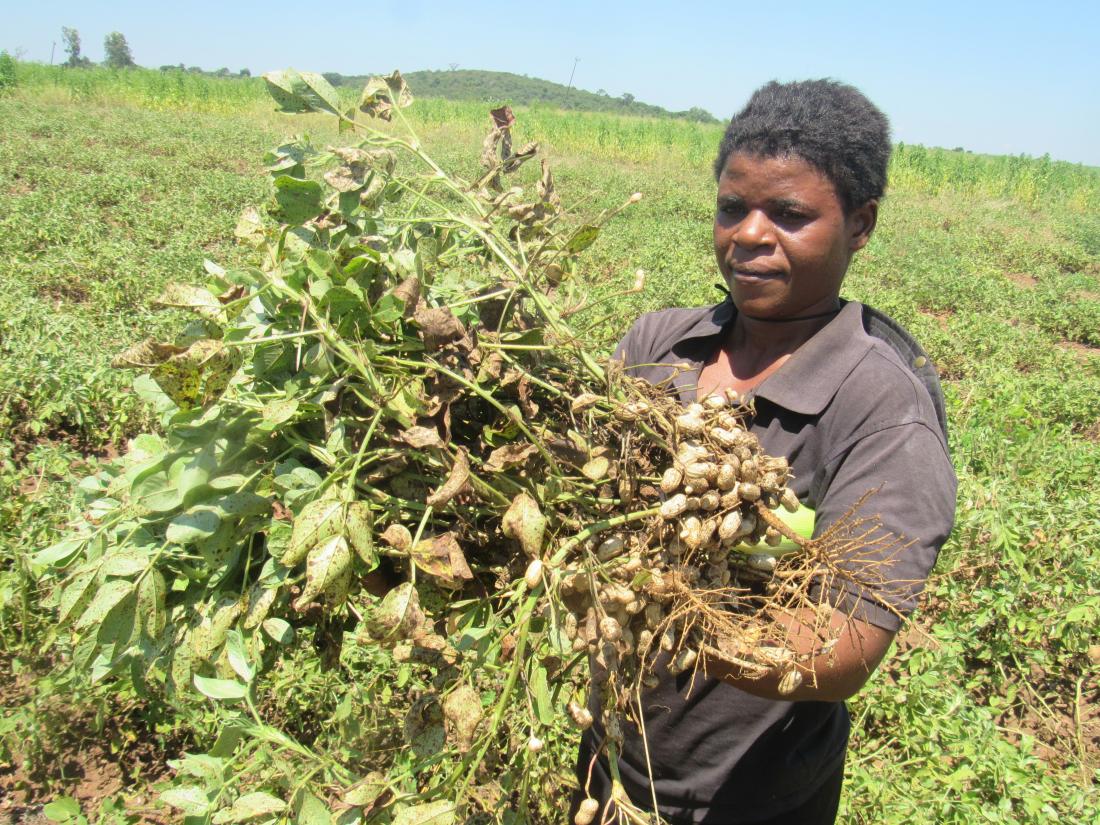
[
  {"x1": 155, "y1": 284, "x2": 223, "y2": 319},
  {"x1": 211, "y1": 791, "x2": 286, "y2": 823},
  {"x1": 380, "y1": 523, "x2": 413, "y2": 553},
  {"x1": 393, "y1": 800, "x2": 455, "y2": 825},
  {"x1": 234, "y1": 205, "x2": 265, "y2": 246},
  {"x1": 292, "y1": 535, "x2": 352, "y2": 610},
  {"x1": 283, "y1": 498, "x2": 343, "y2": 567},
  {"x1": 365, "y1": 582, "x2": 424, "y2": 643},
  {"x1": 410, "y1": 533, "x2": 473, "y2": 589},
  {"x1": 111, "y1": 339, "x2": 187, "y2": 370},
  {"x1": 149, "y1": 339, "x2": 239, "y2": 408},
  {"x1": 345, "y1": 502, "x2": 376, "y2": 566}
]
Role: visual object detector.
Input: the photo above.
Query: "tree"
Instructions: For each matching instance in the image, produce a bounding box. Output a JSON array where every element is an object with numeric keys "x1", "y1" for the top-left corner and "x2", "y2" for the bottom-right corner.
[
  {"x1": 103, "y1": 31, "x2": 135, "y2": 69},
  {"x1": 61, "y1": 27, "x2": 89, "y2": 68},
  {"x1": 0, "y1": 51, "x2": 17, "y2": 96},
  {"x1": 620, "y1": 92, "x2": 635, "y2": 104},
  {"x1": 239, "y1": 68, "x2": 251, "y2": 78}
]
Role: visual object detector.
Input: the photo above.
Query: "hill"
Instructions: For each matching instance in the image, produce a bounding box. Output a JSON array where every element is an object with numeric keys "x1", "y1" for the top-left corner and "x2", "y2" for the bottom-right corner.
[{"x1": 323, "y1": 68, "x2": 719, "y2": 122}]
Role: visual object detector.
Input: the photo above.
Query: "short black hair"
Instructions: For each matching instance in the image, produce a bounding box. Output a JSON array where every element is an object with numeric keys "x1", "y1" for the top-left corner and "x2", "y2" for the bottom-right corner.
[{"x1": 714, "y1": 79, "x2": 891, "y2": 213}]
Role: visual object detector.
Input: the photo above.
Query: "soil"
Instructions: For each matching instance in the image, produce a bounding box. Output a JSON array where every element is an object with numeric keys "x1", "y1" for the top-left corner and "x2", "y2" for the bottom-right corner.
[
  {"x1": 1058, "y1": 340, "x2": 1100, "y2": 362},
  {"x1": 1005, "y1": 272, "x2": 1039, "y2": 288},
  {"x1": 0, "y1": 653, "x2": 177, "y2": 825}
]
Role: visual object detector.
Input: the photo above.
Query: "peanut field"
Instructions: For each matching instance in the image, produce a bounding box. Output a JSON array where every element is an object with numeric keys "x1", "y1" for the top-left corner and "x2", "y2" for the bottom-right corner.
[{"x1": 0, "y1": 65, "x2": 1098, "y2": 824}]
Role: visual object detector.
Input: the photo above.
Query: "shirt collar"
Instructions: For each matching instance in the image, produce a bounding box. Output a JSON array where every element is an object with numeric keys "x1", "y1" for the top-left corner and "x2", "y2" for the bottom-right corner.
[
  {"x1": 668, "y1": 298, "x2": 873, "y2": 416},
  {"x1": 754, "y1": 300, "x2": 872, "y2": 415}
]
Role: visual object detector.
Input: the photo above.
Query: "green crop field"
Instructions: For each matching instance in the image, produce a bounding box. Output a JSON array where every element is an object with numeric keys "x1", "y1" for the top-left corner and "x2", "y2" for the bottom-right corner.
[{"x1": 0, "y1": 64, "x2": 1098, "y2": 824}]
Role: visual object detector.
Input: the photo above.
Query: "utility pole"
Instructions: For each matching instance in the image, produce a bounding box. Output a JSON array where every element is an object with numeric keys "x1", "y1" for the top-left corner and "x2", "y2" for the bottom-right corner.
[
  {"x1": 566, "y1": 57, "x2": 579, "y2": 92},
  {"x1": 50, "y1": 41, "x2": 56, "y2": 65}
]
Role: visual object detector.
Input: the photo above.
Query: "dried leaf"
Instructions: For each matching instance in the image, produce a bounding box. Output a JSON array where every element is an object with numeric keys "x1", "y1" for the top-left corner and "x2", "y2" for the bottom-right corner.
[
  {"x1": 501, "y1": 492, "x2": 546, "y2": 558},
  {"x1": 490, "y1": 105, "x2": 515, "y2": 130},
  {"x1": 380, "y1": 524, "x2": 413, "y2": 553},
  {"x1": 358, "y1": 71, "x2": 413, "y2": 121},
  {"x1": 441, "y1": 684, "x2": 482, "y2": 753},
  {"x1": 112, "y1": 338, "x2": 187, "y2": 369},
  {"x1": 413, "y1": 305, "x2": 466, "y2": 351},
  {"x1": 426, "y1": 449, "x2": 470, "y2": 508},
  {"x1": 484, "y1": 442, "x2": 538, "y2": 472},
  {"x1": 400, "y1": 426, "x2": 444, "y2": 449}
]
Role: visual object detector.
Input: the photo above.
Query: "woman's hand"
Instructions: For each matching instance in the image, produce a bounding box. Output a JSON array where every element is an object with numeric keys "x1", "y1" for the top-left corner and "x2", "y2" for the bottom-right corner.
[{"x1": 701, "y1": 605, "x2": 896, "y2": 703}]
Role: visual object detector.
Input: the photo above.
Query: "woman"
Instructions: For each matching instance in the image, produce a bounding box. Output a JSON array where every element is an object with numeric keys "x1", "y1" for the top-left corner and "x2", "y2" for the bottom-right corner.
[{"x1": 574, "y1": 80, "x2": 957, "y2": 823}]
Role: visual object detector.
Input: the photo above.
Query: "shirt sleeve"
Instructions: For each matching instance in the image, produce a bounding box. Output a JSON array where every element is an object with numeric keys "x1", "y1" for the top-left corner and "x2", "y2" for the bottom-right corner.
[{"x1": 811, "y1": 421, "x2": 957, "y2": 631}]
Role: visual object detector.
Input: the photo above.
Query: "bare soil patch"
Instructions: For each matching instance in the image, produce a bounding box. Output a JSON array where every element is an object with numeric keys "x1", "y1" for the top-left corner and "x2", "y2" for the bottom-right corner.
[
  {"x1": 0, "y1": 654, "x2": 178, "y2": 824},
  {"x1": 1006, "y1": 272, "x2": 1038, "y2": 288},
  {"x1": 1058, "y1": 340, "x2": 1100, "y2": 361}
]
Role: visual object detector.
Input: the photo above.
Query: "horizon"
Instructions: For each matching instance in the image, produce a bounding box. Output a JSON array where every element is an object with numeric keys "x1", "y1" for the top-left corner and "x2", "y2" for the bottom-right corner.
[{"x1": 4, "y1": 0, "x2": 1099, "y2": 167}]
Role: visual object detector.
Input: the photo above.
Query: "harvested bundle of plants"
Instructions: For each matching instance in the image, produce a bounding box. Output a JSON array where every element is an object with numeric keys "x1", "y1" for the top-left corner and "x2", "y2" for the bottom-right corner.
[{"x1": 33, "y1": 69, "x2": 905, "y2": 825}]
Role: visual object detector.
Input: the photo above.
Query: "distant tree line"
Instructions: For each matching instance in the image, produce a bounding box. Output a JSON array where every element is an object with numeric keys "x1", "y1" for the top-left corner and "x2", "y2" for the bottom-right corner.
[
  {"x1": 60, "y1": 27, "x2": 135, "y2": 69},
  {"x1": 56, "y1": 27, "x2": 251, "y2": 78},
  {"x1": 323, "y1": 69, "x2": 718, "y2": 123}
]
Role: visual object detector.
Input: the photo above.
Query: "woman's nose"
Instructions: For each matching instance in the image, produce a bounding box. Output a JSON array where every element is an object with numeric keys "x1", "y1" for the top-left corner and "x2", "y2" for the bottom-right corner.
[{"x1": 734, "y1": 210, "x2": 775, "y2": 249}]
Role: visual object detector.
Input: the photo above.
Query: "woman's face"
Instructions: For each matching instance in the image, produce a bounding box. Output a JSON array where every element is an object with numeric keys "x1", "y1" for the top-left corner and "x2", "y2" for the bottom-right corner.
[{"x1": 713, "y1": 152, "x2": 877, "y2": 320}]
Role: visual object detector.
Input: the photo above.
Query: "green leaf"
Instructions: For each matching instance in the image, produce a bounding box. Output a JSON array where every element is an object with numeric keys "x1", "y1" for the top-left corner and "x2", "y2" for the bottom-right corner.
[
  {"x1": 263, "y1": 69, "x2": 342, "y2": 115},
  {"x1": 393, "y1": 800, "x2": 455, "y2": 825},
  {"x1": 57, "y1": 569, "x2": 99, "y2": 625},
  {"x1": 166, "y1": 509, "x2": 222, "y2": 546},
  {"x1": 75, "y1": 580, "x2": 135, "y2": 631},
  {"x1": 212, "y1": 791, "x2": 286, "y2": 823},
  {"x1": 261, "y1": 398, "x2": 299, "y2": 426},
  {"x1": 262, "y1": 618, "x2": 294, "y2": 645},
  {"x1": 262, "y1": 69, "x2": 313, "y2": 113},
  {"x1": 171, "y1": 752, "x2": 226, "y2": 784},
  {"x1": 532, "y1": 665, "x2": 553, "y2": 726},
  {"x1": 193, "y1": 674, "x2": 248, "y2": 701},
  {"x1": 225, "y1": 629, "x2": 254, "y2": 682},
  {"x1": 160, "y1": 786, "x2": 212, "y2": 817},
  {"x1": 42, "y1": 796, "x2": 84, "y2": 823},
  {"x1": 565, "y1": 224, "x2": 600, "y2": 253},
  {"x1": 273, "y1": 176, "x2": 324, "y2": 225},
  {"x1": 295, "y1": 791, "x2": 333, "y2": 825},
  {"x1": 30, "y1": 538, "x2": 85, "y2": 574},
  {"x1": 100, "y1": 552, "x2": 149, "y2": 577}
]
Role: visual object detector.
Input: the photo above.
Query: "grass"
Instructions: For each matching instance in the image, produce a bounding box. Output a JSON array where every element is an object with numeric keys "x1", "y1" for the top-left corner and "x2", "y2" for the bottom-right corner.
[{"x1": 1, "y1": 66, "x2": 1098, "y2": 823}]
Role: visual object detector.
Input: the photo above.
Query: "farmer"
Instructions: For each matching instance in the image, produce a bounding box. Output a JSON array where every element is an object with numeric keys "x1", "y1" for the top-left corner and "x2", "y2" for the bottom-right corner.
[{"x1": 574, "y1": 80, "x2": 957, "y2": 823}]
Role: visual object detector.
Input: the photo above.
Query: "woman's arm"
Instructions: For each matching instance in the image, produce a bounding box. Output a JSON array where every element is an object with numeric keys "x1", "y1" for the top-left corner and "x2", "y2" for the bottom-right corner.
[{"x1": 701, "y1": 606, "x2": 895, "y2": 703}]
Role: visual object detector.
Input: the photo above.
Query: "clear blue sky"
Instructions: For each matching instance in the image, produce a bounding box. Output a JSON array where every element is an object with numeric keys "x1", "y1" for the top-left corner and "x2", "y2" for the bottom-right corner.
[{"x1": 4, "y1": 0, "x2": 1099, "y2": 166}]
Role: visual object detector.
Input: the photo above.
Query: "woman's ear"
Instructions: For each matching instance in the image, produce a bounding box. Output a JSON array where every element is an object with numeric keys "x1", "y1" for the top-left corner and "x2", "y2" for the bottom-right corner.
[{"x1": 848, "y1": 200, "x2": 879, "y2": 252}]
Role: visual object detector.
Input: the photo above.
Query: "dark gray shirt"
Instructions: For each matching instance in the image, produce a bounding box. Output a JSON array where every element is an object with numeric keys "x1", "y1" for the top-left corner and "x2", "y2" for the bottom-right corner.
[{"x1": 583, "y1": 298, "x2": 957, "y2": 823}]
